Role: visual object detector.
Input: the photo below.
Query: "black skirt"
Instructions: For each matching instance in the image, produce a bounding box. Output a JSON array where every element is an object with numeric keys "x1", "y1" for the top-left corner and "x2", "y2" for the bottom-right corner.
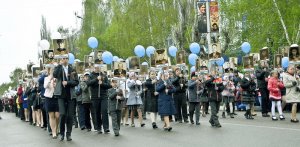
[{"x1": 45, "y1": 98, "x2": 59, "y2": 112}]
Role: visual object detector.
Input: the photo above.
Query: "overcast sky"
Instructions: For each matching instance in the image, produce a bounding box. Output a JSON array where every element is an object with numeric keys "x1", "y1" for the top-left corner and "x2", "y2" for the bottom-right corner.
[{"x1": 0, "y1": 0, "x2": 83, "y2": 84}]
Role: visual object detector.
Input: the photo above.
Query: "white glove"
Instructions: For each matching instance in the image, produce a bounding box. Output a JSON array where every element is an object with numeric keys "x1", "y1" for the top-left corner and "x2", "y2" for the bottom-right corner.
[{"x1": 136, "y1": 80, "x2": 142, "y2": 85}]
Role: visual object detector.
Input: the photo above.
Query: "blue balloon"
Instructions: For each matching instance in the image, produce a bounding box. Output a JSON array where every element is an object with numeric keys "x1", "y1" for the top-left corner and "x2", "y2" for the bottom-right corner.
[
  {"x1": 102, "y1": 51, "x2": 113, "y2": 64},
  {"x1": 222, "y1": 55, "x2": 229, "y2": 62},
  {"x1": 241, "y1": 42, "x2": 251, "y2": 54},
  {"x1": 134, "y1": 45, "x2": 145, "y2": 57},
  {"x1": 88, "y1": 37, "x2": 98, "y2": 49},
  {"x1": 68, "y1": 53, "x2": 75, "y2": 64},
  {"x1": 113, "y1": 56, "x2": 119, "y2": 62},
  {"x1": 190, "y1": 66, "x2": 196, "y2": 73},
  {"x1": 188, "y1": 54, "x2": 198, "y2": 66},
  {"x1": 189, "y1": 43, "x2": 200, "y2": 54},
  {"x1": 146, "y1": 46, "x2": 156, "y2": 57},
  {"x1": 282, "y1": 57, "x2": 289, "y2": 68},
  {"x1": 168, "y1": 46, "x2": 177, "y2": 57},
  {"x1": 216, "y1": 57, "x2": 225, "y2": 66}
]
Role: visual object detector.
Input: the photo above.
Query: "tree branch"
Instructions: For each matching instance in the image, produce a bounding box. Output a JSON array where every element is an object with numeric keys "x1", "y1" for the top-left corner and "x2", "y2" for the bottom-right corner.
[{"x1": 272, "y1": 0, "x2": 291, "y2": 45}]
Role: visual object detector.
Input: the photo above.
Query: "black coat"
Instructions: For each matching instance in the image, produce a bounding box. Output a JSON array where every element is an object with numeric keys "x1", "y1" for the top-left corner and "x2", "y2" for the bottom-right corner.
[
  {"x1": 87, "y1": 72, "x2": 112, "y2": 99},
  {"x1": 171, "y1": 76, "x2": 187, "y2": 93},
  {"x1": 255, "y1": 68, "x2": 269, "y2": 89},
  {"x1": 205, "y1": 76, "x2": 224, "y2": 102},
  {"x1": 144, "y1": 78, "x2": 158, "y2": 112}
]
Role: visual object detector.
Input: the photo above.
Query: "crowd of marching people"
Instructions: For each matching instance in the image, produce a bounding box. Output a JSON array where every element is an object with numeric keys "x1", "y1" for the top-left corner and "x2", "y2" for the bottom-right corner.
[{"x1": 1, "y1": 46, "x2": 300, "y2": 142}]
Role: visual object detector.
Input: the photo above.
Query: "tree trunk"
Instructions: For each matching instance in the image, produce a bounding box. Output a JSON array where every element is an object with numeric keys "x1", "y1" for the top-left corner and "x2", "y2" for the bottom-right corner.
[{"x1": 272, "y1": 0, "x2": 291, "y2": 45}]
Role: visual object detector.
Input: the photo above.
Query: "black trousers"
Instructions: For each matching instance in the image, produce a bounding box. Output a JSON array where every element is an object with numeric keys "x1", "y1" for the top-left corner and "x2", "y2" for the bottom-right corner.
[
  {"x1": 189, "y1": 102, "x2": 200, "y2": 123},
  {"x1": 83, "y1": 103, "x2": 92, "y2": 129},
  {"x1": 259, "y1": 88, "x2": 270, "y2": 114},
  {"x1": 209, "y1": 100, "x2": 221, "y2": 125},
  {"x1": 58, "y1": 99, "x2": 76, "y2": 136},
  {"x1": 174, "y1": 93, "x2": 188, "y2": 121},
  {"x1": 91, "y1": 99, "x2": 109, "y2": 131},
  {"x1": 19, "y1": 104, "x2": 24, "y2": 120},
  {"x1": 110, "y1": 110, "x2": 121, "y2": 134}
]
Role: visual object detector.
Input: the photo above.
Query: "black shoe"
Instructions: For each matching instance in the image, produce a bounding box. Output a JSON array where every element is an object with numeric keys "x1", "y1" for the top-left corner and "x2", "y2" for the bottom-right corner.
[
  {"x1": 97, "y1": 130, "x2": 103, "y2": 134},
  {"x1": 279, "y1": 115, "x2": 285, "y2": 120},
  {"x1": 222, "y1": 112, "x2": 226, "y2": 118},
  {"x1": 32, "y1": 123, "x2": 36, "y2": 126},
  {"x1": 215, "y1": 124, "x2": 222, "y2": 128},
  {"x1": 60, "y1": 135, "x2": 64, "y2": 141},
  {"x1": 49, "y1": 132, "x2": 53, "y2": 136},
  {"x1": 262, "y1": 113, "x2": 270, "y2": 117},
  {"x1": 81, "y1": 126, "x2": 86, "y2": 130},
  {"x1": 209, "y1": 120, "x2": 215, "y2": 127},
  {"x1": 190, "y1": 120, "x2": 195, "y2": 124},
  {"x1": 52, "y1": 136, "x2": 57, "y2": 139},
  {"x1": 196, "y1": 122, "x2": 200, "y2": 125},
  {"x1": 230, "y1": 113, "x2": 234, "y2": 118},
  {"x1": 164, "y1": 127, "x2": 172, "y2": 131},
  {"x1": 74, "y1": 124, "x2": 78, "y2": 128},
  {"x1": 152, "y1": 122, "x2": 158, "y2": 129},
  {"x1": 104, "y1": 129, "x2": 110, "y2": 133},
  {"x1": 291, "y1": 119, "x2": 299, "y2": 123},
  {"x1": 141, "y1": 123, "x2": 145, "y2": 127},
  {"x1": 114, "y1": 132, "x2": 119, "y2": 136},
  {"x1": 272, "y1": 116, "x2": 278, "y2": 121},
  {"x1": 184, "y1": 119, "x2": 189, "y2": 123},
  {"x1": 66, "y1": 136, "x2": 72, "y2": 141},
  {"x1": 87, "y1": 129, "x2": 91, "y2": 132}
]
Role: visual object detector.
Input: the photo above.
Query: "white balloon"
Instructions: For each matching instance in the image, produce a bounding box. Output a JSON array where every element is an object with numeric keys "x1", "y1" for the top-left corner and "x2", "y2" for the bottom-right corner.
[
  {"x1": 51, "y1": 32, "x2": 62, "y2": 39},
  {"x1": 38, "y1": 47, "x2": 43, "y2": 56},
  {"x1": 74, "y1": 59, "x2": 81, "y2": 62},
  {"x1": 89, "y1": 52, "x2": 94, "y2": 56},
  {"x1": 39, "y1": 40, "x2": 50, "y2": 50}
]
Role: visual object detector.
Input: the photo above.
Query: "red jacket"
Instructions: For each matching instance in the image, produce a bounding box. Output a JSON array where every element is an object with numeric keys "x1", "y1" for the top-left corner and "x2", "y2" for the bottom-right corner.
[{"x1": 267, "y1": 77, "x2": 284, "y2": 100}]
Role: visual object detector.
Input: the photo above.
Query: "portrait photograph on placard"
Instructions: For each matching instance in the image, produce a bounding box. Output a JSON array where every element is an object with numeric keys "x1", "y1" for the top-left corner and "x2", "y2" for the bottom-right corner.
[
  {"x1": 243, "y1": 56, "x2": 254, "y2": 69},
  {"x1": 53, "y1": 39, "x2": 68, "y2": 56},
  {"x1": 42, "y1": 50, "x2": 55, "y2": 65},
  {"x1": 84, "y1": 55, "x2": 94, "y2": 69},
  {"x1": 150, "y1": 54, "x2": 156, "y2": 67},
  {"x1": 281, "y1": 46, "x2": 289, "y2": 57},
  {"x1": 95, "y1": 50, "x2": 104, "y2": 64},
  {"x1": 211, "y1": 32, "x2": 220, "y2": 43},
  {"x1": 32, "y1": 67, "x2": 40, "y2": 78},
  {"x1": 260, "y1": 48, "x2": 269, "y2": 60},
  {"x1": 274, "y1": 54, "x2": 282, "y2": 68},
  {"x1": 196, "y1": 2, "x2": 207, "y2": 34},
  {"x1": 113, "y1": 61, "x2": 127, "y2": 77},
  {"x1": 209, "y1": 43, "x2": 221, "y2": 59},
  {"x1": 210, "y1": 2, "x2": 219, "y2": 33},
  {"x1": 176, "y1": 50, "x2": 186, "y2": 64},
  {"x1": 250, "y1": 53, "x2": 260, "y2": 65},
  {"x1": 27, "y1": 64, "x2": 33, "y2": 74},
  {"x1": 155, "y1": 49, "x2": 169, "y2": 65},
  {"x1": 99, "y1": 64, "x2": 107, "y2": 73},
  {"x1": 75, "y1": 61, "x2": 85, "y2": 74},
  {"x1": 140, "y1": 65, "x2": 148, "y2": 76},
  {"x1": 128, "y1": 56, "x2": 140, "y2": 70},
  {"x1": 229, "y1": 57, "x2": 237, "y2": 68},
  {"x1": 289, "y1": 45, "x2": 300, "y2": 62}
]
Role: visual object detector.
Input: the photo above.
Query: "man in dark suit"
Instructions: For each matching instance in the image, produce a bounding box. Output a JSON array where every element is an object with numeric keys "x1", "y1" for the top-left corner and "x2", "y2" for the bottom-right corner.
[
  {"x1": 114, "y1": 63, "x2": 126, "y2": 77},
  {"x1": 53, "y1": 56, "x2": 79, "y2": 141}
]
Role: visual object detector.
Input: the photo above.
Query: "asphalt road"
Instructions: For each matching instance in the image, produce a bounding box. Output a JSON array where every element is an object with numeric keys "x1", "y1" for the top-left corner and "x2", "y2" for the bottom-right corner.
[{"x1": 0, "y1": 111, "x2": 300, "y2": 147}]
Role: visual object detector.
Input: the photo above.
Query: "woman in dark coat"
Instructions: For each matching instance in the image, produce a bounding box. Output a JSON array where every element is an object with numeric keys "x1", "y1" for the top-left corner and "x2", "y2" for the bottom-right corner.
[
  {"x1": 144, "y1": 71, "x2": 159, "y2": 129},
  {"x1": 156, "y1": 72, "x2": 176, "y2": 131}
]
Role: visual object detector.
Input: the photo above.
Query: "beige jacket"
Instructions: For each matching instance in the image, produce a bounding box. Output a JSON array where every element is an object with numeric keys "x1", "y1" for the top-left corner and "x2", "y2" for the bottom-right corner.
[{"x1": 283, "y1": 73, "x2": 300, "y2": 103}]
